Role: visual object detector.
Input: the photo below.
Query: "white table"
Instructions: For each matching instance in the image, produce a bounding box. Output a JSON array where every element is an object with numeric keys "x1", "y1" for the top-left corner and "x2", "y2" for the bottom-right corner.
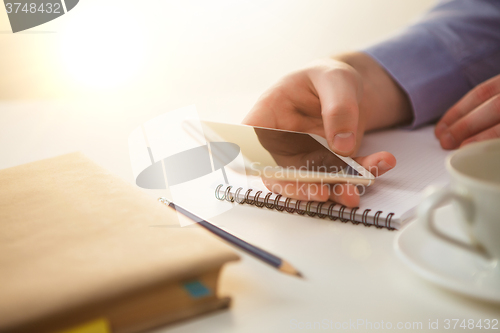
[{"x1": 2, "y1": 101, "x2": 499, "y2": 333}]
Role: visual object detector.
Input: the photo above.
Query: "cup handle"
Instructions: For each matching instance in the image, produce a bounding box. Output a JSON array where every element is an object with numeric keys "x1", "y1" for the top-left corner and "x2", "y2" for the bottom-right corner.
[{"x1": 418, "y1": 186, "x2": 490, "y2": 259}]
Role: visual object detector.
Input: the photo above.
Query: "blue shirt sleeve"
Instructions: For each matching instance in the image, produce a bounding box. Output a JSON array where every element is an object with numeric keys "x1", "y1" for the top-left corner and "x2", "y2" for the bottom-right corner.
[{"x1": 363, "y1": 0, "x2": 500, "y2": 128}]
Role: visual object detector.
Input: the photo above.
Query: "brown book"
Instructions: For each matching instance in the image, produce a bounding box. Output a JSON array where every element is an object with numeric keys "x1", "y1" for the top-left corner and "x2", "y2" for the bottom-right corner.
[{"x1": 0, "y1": 153, "x2": 239, "y2": 333}]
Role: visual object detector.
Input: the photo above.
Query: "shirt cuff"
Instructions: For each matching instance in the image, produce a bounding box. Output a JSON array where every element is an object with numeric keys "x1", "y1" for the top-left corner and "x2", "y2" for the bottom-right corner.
[{"x1": 363, "y1": 27, "x2": 472, "y2": 128}]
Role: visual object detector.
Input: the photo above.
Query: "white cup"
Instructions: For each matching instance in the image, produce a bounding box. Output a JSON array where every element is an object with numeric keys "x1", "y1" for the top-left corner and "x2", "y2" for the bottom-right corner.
[{"x1": 418, "y1": 138, "x2": 500, "y2": 260}]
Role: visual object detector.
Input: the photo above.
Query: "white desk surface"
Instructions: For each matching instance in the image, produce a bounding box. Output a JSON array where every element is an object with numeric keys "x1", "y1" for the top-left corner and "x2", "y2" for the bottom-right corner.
[{"x1": 2, "y1": 101, "x2": 499, "y2": 333}]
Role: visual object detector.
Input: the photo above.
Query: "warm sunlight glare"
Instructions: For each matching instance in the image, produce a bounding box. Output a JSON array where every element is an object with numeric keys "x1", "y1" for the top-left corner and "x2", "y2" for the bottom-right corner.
[{"x1": 58, "y1": 3, "x2": 146, "y2": 89}]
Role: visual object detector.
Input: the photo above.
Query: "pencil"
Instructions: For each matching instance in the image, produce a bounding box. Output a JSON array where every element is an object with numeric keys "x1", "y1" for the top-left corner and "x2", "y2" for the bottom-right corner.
[{"x1": 158, "y1": 197, "x2": 303, "y2": 278}]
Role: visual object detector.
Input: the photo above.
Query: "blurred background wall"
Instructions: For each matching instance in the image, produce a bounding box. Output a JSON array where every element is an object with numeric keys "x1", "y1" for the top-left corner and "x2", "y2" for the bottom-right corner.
[{"x1": 0, "y1": 0, "x2": 434, "y2": 116}]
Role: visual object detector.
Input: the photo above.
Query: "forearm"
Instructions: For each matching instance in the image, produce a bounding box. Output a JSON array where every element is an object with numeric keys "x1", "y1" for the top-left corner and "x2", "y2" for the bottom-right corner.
[{"x1": 335, "y1": 52, "x2": 412, "y2": 132}]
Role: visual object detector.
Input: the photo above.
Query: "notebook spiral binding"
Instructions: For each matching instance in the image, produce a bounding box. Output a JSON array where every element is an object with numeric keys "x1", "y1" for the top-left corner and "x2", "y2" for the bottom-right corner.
[{"x1": 215, "y1": 184, "x2": 395, "y2": 230}]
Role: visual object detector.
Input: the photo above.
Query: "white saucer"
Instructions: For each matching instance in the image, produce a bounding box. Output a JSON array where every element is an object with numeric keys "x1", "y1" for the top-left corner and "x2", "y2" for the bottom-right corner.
[{"x1": 395, "y1": 204, "x2": 500, "y2": 303}]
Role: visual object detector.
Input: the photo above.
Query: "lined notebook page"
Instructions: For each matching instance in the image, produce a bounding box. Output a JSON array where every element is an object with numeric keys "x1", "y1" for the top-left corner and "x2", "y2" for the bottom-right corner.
[{"x1": 355, "y1": 125, "x2": 450, "y2": 222}]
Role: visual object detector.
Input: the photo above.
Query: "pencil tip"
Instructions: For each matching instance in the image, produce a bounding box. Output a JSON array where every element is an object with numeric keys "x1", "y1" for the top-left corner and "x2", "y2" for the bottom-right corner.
[{"x1": 279, "y1": 260, "x2": 304, "y2": 279}]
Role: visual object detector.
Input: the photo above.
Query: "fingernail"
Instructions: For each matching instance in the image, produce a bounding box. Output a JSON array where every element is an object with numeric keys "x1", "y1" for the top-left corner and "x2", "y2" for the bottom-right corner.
[
  {"x1": 435, "y1": 123, "x2": 447, "y2": 136},
  {"x1": 333, "y1": 132, "x2": 355, "y2": 154},
  {"x1": 377, "y1": 160, "x2": 393, "y2": 175},
  {"x1": 440, "y1": 132, "x2": 457, "y2": 149}
]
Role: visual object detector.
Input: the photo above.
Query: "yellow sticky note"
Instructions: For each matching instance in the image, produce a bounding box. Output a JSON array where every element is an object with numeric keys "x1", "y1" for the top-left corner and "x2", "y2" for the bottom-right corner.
[{"x1": 57, "y1": 318, "x2": 110, "y2": 333}]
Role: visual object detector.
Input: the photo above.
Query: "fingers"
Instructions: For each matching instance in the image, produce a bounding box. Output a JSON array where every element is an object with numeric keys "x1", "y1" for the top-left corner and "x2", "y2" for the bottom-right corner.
[
  {"x1": 260, "y1": 151, "x2": 396, "y2": 207},
  {"x1": 262, "y1": 178, "x2": 360, "y2": 207},
  {"x1": 308, "y1": 60, "x2": 362, "y2": 156},
  {"x1": 329, "y1": 184, "x2": 360, "y2": 207},
  {"x1": 242, "y1": 88, "x2": 282, "y2": 128},
  {"x1": 436, "y1": 75, "x2": 500, "y2": 147},
  {"x1": 460, "y1": 123, "x2": 500, "y2": 147},
  {"x1": 438, "y1": 95, "x2": 500, "y2": 149},
  {"x1": 354, "y1": 151, "x2": 397, "y2": 177},
  {"x1": 242, "y1": 71, "x2": 322, "y2": 132}
]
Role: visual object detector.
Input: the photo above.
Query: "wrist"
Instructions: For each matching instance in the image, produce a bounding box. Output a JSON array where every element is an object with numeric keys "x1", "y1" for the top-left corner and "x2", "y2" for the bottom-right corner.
[{"x1": 334, "y1": 52, "x2": 412, "y2": 131}]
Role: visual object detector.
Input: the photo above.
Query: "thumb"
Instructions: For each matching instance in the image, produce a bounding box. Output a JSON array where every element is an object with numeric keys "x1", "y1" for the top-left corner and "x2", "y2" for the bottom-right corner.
[{"x1": 310, "y1": 65, "x2": 361, "y2": 156}]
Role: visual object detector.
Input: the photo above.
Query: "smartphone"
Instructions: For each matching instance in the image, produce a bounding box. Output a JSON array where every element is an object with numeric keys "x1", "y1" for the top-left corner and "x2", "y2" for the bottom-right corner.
[{"x1": 184, "y1": 120, "x2": 375, "y2": 186}]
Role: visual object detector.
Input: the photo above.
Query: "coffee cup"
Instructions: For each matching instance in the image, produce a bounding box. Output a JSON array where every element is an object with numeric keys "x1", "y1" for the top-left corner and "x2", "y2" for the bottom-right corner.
[{"x1": 418, "y1": 138, "x2": 500, "y2": 260}]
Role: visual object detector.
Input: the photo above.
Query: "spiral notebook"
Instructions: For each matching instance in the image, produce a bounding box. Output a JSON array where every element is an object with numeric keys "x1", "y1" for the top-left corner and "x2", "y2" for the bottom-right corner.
[{"x1": 214, "y1": 126, "x2": 450, "y2": 230}]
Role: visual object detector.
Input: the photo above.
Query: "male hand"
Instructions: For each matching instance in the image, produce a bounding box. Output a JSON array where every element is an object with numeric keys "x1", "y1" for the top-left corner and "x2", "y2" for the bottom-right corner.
[
  {"x1": 243, "y1": 55, "x2": 412, "y2": 207},
  {"x1": 436, "y1": 74, "x2": 500, "y2": 149}
]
